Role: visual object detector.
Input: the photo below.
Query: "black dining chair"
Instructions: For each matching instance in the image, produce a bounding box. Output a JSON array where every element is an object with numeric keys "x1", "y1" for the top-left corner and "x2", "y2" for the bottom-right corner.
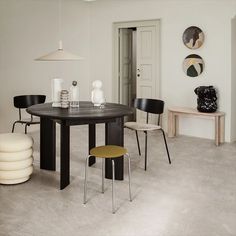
[
  {"x1": 12, "y1": 95, "x2": 46, "y2": 134},
  {"x1": 125, "y1": 98, "x2": 171, "y2": 170}
]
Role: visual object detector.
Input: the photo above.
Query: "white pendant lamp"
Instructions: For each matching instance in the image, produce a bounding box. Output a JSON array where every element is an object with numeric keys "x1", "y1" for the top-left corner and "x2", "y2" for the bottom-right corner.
[
  {"x1": 35, "y1": 40, "x2": 83, "y2": 61},
  {"x1": 35, "y1": 0, "x2": 83, "y2": 61}
]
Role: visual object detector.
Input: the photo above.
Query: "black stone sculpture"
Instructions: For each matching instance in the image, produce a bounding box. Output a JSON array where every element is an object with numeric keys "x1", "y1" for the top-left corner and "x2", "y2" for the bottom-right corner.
[{"x1": 194, "y1": 86, "x2": 217, "y2": 113}]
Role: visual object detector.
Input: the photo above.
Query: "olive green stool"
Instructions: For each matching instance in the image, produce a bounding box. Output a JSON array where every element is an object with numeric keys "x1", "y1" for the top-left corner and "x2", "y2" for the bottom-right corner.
[{"x1": 83, "y1": 145, "x2": 132, "y2": 214}]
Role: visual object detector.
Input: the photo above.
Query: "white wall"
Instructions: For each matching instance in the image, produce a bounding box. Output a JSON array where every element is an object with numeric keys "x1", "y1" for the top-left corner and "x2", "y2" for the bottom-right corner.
[
  {"x1": 0, "y1": 0, "x2": 90, "y2": 132},
  {"x1": 1, "y1": 0, "x2": 236, "y2": 142},
  {"x1": 231, "y1": 15, "x2": 236, "y2": 141},
  {"x1": 89, "y1": 0, "x2": 236, "y2": 142}
]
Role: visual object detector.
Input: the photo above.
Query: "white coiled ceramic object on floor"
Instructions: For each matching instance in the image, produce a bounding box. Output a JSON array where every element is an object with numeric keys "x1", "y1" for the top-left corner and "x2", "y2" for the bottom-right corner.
[{"x1": 0, "y1": 133, "x2": 34, "y2": 184}]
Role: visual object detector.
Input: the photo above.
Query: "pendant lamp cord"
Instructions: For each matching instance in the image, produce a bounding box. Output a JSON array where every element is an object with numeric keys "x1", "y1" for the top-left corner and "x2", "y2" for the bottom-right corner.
[{"x1": 58, "y1": 0, "x2": 62, "y2": 49}]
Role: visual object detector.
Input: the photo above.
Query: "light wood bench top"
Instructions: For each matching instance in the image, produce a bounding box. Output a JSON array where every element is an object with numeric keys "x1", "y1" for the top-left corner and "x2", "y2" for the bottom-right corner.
[{"x1": 168, "y1": 107, "x2": 225, "y2": 117}]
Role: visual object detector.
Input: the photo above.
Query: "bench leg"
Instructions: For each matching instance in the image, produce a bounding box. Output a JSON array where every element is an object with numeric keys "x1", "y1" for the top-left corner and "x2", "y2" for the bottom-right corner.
[
  {"x1": 168, "y1": 111, "x2": 173, "y2": 137},
  {"x1": 219, "y1": 116, "x2": 225, "y2": 144},
  {"x1": 168, "y1": 111, "x2": 176, "y2": 137},
  {"x1": 175, "y1": 115, "x2": 179, "y2": 136},
  {"x1": 215, "y1": 117, "x2": 220, "y2": 146}
]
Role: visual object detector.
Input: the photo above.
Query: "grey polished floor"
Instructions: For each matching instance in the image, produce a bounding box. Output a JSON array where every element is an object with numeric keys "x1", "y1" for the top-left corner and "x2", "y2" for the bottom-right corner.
[{"x1": 0, "y1": 125, "x2": 236, "y2": 236}]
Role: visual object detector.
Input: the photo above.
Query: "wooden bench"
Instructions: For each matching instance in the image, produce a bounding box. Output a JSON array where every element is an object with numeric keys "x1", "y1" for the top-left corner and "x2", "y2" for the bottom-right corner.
[{"x1": 168, "y1": 107, "x2": 225, "y2": 146}]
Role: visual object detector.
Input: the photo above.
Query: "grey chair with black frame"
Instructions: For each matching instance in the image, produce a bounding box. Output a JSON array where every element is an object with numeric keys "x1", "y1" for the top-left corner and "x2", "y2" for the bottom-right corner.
[
  {"x1": 125, "y1": 98, "x2": 171, "y2": 170},
  {"x1": 12, "y1": 95, "x2": 46, "y2": 134}
]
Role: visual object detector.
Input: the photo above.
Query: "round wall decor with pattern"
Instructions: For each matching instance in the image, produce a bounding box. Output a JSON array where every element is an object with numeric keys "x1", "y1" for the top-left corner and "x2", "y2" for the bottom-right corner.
[
  {"x1": 183, "y1": 26, "x2": 204, "y2": 49},
  {"x1": 183, "y1": 54, "x2": 204, "y2": 77}
]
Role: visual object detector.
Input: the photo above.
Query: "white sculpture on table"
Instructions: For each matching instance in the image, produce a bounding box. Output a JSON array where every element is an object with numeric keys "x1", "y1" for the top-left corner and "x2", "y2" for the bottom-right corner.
[
  {"x1": 52, "y1": 78, "x2": 64, "y2": 107},
  {"x1": 91, "y1": 80, "x2": 105, "y2": 107}
]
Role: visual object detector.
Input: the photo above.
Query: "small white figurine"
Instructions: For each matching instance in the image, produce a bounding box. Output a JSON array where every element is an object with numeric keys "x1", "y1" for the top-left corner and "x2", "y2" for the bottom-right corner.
[{"x1": 91, "y1": 80, "x2": 105, "y2": 106}]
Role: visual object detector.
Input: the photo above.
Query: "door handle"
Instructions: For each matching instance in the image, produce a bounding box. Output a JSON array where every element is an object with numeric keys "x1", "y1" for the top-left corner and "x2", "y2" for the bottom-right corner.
[{"x1": 137, "y1": 68, "x2": 140, "y2": 77}]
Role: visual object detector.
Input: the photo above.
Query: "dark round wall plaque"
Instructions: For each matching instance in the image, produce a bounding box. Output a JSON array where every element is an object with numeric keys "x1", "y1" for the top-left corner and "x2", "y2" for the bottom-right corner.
[
  {"x1": 183, "y1": 54, "x2": 204, "y2": 77},
  {"x1": 183, "y1": 26, "x2": 204, "y2": 49}
]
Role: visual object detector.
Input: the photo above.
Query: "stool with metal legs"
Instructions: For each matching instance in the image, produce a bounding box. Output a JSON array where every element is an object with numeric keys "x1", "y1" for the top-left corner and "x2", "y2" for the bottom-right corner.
[{"x1": 83, "y1": 145, "x2": 132, "y2": 214}]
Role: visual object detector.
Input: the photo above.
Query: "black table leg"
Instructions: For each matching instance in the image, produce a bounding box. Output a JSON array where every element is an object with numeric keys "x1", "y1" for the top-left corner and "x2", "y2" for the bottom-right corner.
[
  {"x1": 88, "y1": 124, "x2": 96, "y2": 166},
  {"x1": 105, "y1": 117, "x2": 124, "y2": 180},
  {"x1": 40, "y1": 117, "x2": 56, "y2": 171},
  {"x1": 60, "y1": 121, "x2": 70, "y2": 190}
]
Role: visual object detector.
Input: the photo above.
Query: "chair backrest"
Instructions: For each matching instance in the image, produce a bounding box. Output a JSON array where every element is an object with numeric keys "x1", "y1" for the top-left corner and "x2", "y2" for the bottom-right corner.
[
  {"x1": 14, "y1": 95, "x2": 46, "y2": 109},
  {"x1": 134, "y1": 98, "x2": 164, "y2": 114},
  {"x1": 134, "y1": 98, "x2": 164, "y2": 125}
]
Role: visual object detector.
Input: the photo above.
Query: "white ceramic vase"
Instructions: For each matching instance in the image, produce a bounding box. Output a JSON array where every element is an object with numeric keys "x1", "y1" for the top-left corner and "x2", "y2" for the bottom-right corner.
[{"x1": 52, "y1": 78, "x2": 64, "y2": 107}]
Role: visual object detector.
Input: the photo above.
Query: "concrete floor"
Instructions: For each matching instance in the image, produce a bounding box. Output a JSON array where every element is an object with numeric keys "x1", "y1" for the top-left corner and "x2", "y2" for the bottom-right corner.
[{"x1": 0, "y1": 125, "x2": 236, "y2": 236}]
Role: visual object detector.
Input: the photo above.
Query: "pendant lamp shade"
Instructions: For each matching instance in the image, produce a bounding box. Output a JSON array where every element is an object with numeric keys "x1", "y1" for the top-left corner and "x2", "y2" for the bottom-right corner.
[
  {"x1": 35, "y1": 0, "x2": 84, "y2": 61},
  {"x1": 35, "y1": 41, "x2": 84, "y2": 61}
]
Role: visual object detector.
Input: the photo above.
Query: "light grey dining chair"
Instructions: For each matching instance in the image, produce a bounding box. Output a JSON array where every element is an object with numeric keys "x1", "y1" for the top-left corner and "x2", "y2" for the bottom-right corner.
[{"x1": 125, "y1": 98, "x2": 171, "y2": 170}]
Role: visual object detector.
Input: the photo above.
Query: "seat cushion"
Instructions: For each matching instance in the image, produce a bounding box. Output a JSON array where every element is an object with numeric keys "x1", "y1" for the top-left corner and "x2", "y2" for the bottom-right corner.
[
  {"x1": 0, "y1": 148, "x2": 33, "y2": 162},
  {"x1": 125, "y1": 122, "x2": 161, "y2": 131},
  {"x1": 0, "y1": 133, "x2": 33, "y2": 152},
  {"x1": 90, "y1": 145, "x2": 127, "y2": 158},
  {"x1": 0, "y1": 157, "x2": 33, "y2": 171}
]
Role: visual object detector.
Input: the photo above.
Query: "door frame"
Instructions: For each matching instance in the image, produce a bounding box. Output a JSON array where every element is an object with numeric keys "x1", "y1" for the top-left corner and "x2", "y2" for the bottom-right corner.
[
  {"x1": 112, "y1": 19, "x2": 161, "y2": 103},
  {"x1": 119, "y1": 28, "x2": 133, "y2": 107}
]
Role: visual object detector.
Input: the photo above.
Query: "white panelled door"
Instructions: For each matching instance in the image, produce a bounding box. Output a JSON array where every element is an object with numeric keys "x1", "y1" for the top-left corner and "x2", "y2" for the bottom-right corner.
[
  {"x1": 136, "y1": 25, "x2": 158, "y2": 123},
  {"x1": 119, "y1": 28, "x2": 132, "y2": 107}
]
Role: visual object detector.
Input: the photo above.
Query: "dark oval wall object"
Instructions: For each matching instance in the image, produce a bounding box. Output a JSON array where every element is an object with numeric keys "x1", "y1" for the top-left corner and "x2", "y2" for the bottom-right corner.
[{"x1": 183, "y1": 26, "x2": 204, "y2": 49}]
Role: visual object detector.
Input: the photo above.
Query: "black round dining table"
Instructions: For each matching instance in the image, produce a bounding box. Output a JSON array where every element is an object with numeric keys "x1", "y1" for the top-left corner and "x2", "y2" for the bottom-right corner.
[{"x1": 27, "y1": 102, "x2": 133, "y2": 190}]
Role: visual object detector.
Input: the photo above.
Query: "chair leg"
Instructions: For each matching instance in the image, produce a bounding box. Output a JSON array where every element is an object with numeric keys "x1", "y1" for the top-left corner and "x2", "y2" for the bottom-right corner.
[
  {"x1": 125, "y1": 153, "x2": 132, "y2": 202},
  {"x1": 112, "y1": 159, "x2": 115, "y2": 214},
  {"x1": 161, "y1": 129, "x2": 171, "y2": 164},
  {"x1": 101, "y1": 158, "x2": 105, "y2": 193},
  {"x1": 135, "y1": 130, "x2": 141, "y2": 156},
  {"x1": 84, "y1": 155, "x2": 91, "y2": 204},
  {"x1": 12, "y1": 121, "x2": 17, "y2": 133},
  {"x1": 25, "y1": 124, "x2": 28, "y2": 134},
  {"x1": 144, "y1": 131, "x2": 148, "y2": 171}
]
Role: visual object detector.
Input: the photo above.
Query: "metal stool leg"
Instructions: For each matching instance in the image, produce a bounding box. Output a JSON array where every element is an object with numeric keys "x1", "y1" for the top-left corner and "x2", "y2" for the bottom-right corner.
[
  {"x1": 144, "y1": 131, "x2": 148, "y2": 171},
  {"x1": 125, "y1": 153, "x2": 132, "y2": 202},
  {"x1": 12, "y1": 121, "x2": 17, "y2": 133},
  {"x1": 84, "y1": 155, "x2": 91, "y2": 204},
  {"x1": 112, "y1": 159, "x2": 115, "y2": 214},
  {"x1": 135, "y1": 130, "x2": 141, "y2": 156},
  {"x1": 161, "y1": 129, "x2": 171, "y2": 164},
  {"x1": 102, "y1": 158, "x2": 105, "y2": 193}
]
